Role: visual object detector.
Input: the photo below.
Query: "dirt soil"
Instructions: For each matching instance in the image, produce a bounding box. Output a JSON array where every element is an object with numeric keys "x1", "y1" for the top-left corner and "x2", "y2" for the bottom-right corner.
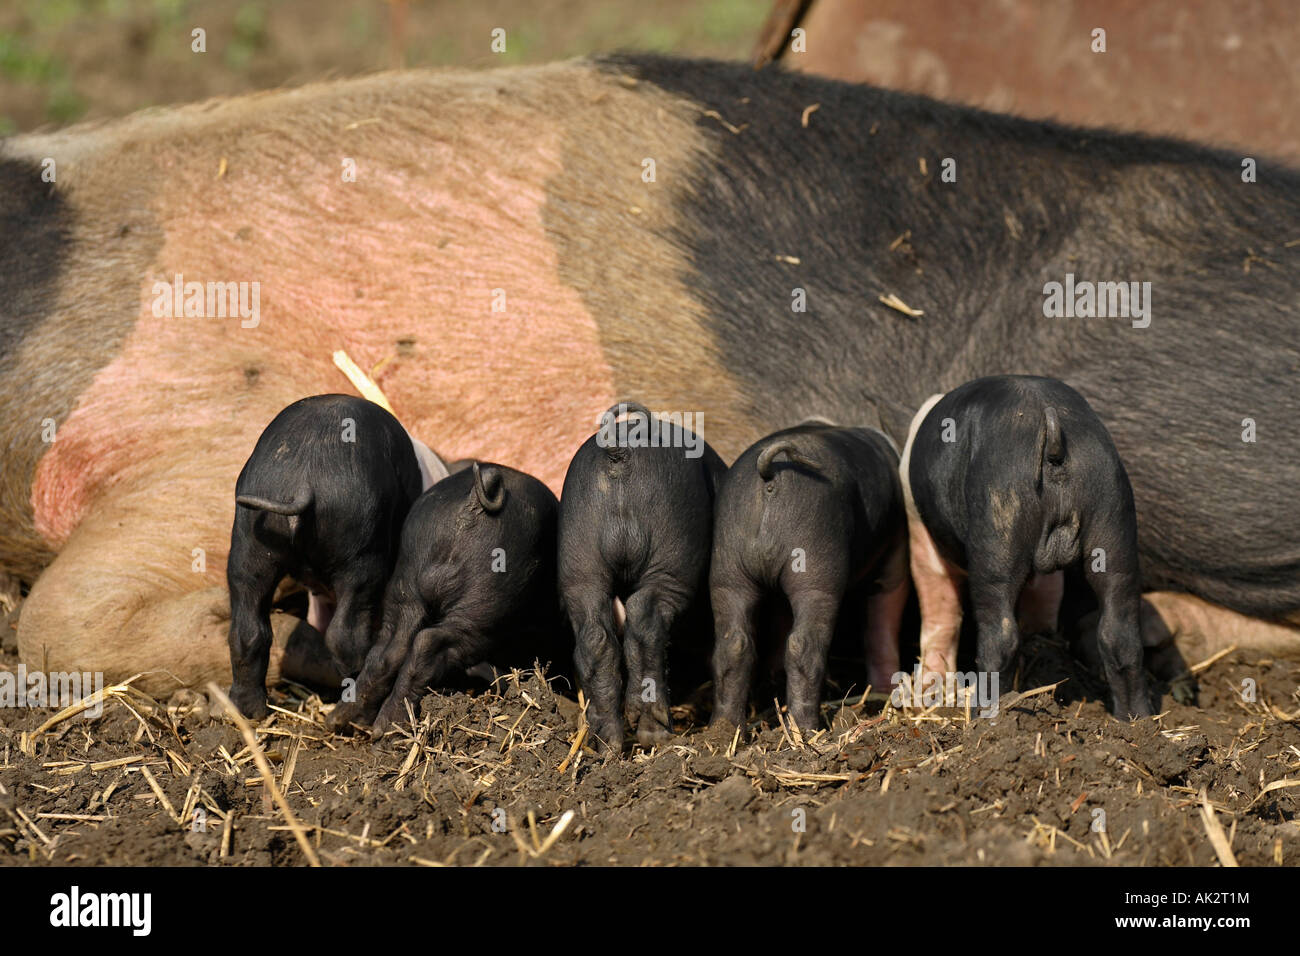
[{"x1": 3, "y1": 601, "x2": 1298, "y2": 867}]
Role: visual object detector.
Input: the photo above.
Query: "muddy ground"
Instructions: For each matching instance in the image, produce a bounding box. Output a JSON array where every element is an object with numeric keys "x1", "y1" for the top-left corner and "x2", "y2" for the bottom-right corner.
[{"x1": 2, "y1": 601, "x2": 1298, "y2": 867}]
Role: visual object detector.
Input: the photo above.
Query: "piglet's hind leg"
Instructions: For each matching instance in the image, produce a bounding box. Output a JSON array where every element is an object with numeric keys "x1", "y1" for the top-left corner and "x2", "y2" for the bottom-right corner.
[
  {"x1": 568, "y1": 583, "x2": 625, "y2": 752},
  {"x1": 1084, "y1": 543, "x2": 1151, "y2": 719},
  {"x1": 783, "y1": 589, "x2": 840, "y2": 734},
  {"x1": 710, "y1": 580, "x2": 761, "y2": 729},
  {"x1": 966, "y1": 539, "x2": 1030, "y2": 692},
  {"x1": 322, "y1": 557, "x2": 387, "y2": 678},
  {"x1": 622, "y1": 584, "x2": 688, "y2": 748}
]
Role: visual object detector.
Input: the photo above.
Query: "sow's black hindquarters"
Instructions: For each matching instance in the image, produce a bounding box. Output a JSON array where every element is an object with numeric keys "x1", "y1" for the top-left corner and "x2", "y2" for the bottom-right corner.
[
  {"x1": 328, "y1": 461, "x2": 565, "y2": 736},
  {"x1": 908, "y1": 375, "x2": 1151, "y2": 718},
  {"x1": 710, "y1": 424, "x2": 907, "y2": 734},
  {"x1": 608, "y1": 55, "x2": 1300, "y2": 627},
  {"x1": 227, "y1": 394, "x2": 423, "y2": 719},
  {"x1": 558, "y1": 403, "x2": 727, "y2": 753}
]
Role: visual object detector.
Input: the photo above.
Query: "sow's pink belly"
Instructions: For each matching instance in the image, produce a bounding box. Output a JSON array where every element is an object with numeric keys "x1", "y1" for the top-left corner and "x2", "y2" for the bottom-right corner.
[{"x1": 32, "y1": 128, "x2": 616, "y2": 550}]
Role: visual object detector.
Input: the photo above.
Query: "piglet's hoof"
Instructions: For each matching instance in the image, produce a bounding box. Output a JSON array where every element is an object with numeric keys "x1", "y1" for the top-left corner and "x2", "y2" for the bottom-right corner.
[
  {"x1": 223, "y1": 684, "x2": 269, "y2": 721},
  {"x1": 1168, "y1": 672, "x2": 1199, "y2": 706},
  {"x1": 700, "y1": 719, "x2": 742, "y2": 750},
  {"x1": 587, "y1": 720, "x2": 626, "y2": 755},
  {"x1": 326, "y1": 701, "x2": 368, "y2": 735},
  {"x1": 371, "y1": 697, "x2": 418, "y2": 738},
  {"x1": 635, "y1": 712, "x2": 673, "y2": 749}
]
